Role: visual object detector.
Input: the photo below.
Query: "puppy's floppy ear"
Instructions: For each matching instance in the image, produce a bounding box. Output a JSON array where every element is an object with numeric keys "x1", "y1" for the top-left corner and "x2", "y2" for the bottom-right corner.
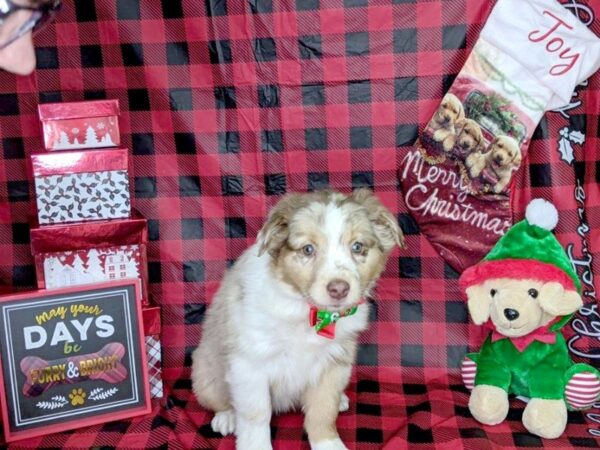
[
  {"x1": 512, "y1": 147, "x2": 522, "y2": 168},
  {"x1": 257, "y1": 193, "x2": 305, "y2": 257},
  {"x1": 454, "y1": 118, "x2": 466, "y2": 135},
  {"x1": 538, "y1": 282, "x2": 583, "y2": 316},
  {"x1": 473, "y1": 124, "x2": 483, "y2": 146},
  {"x1": 352, "y1": 188, "x2": 405, "y2": 252},
  {"x1": 491, "y1": 137, "x2": 500, "y2": 150}
]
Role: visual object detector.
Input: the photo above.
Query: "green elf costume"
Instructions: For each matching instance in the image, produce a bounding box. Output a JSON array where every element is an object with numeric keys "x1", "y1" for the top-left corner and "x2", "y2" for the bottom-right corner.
[{"x1": 459, "y1": 199, "x2": 600, "y2": 410}]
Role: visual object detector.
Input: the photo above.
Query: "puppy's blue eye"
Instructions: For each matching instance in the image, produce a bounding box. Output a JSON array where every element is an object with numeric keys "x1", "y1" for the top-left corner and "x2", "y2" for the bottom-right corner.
[
  {"x1": 351, "y1": 242, "x2": 363, "y2": 254},
  {"x1": 528, "y1": 289, "x2": 538, "y2": 299},
  {"x1": 302, "y1": 244, "x2": 314, "y2": 256}
]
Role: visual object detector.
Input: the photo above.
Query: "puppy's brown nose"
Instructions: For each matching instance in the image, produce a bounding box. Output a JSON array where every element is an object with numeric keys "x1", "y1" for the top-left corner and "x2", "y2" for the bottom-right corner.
[
  {"x1": 504, "y1": 308, "x2": 519, "y2": 321},
  {"x1": 327, "y1": 280, "x2": 349, "y2": 300}
]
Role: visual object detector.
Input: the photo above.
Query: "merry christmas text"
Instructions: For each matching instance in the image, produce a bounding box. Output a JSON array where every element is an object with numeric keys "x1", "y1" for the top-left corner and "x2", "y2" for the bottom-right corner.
[{"x1": 400, "y1": 150, "x2": 511, "y2": 235}]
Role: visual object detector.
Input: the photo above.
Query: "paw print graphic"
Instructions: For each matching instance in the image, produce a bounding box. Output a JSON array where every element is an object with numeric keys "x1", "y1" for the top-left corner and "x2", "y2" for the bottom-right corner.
[{"x1": 69, "y1": 388, "x2": 86, "y2": 406}]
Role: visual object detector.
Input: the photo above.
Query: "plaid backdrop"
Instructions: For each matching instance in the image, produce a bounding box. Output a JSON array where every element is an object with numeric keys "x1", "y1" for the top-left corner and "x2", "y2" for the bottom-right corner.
[{"x1": 0, "y1": 0, "x2": 599, "y2": 448}]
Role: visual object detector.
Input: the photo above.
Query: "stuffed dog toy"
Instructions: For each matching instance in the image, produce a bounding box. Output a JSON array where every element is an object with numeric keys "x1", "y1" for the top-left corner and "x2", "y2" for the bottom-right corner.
[{"x1": 459, "y1": 199, "x2": 600, "y2": 439}]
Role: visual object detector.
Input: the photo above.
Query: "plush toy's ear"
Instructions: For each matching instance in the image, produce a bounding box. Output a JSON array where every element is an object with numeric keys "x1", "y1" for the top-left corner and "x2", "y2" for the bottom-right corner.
[
  {"x1": 538, "y1": 282, "x2": 583, "y2": 316},
  {"x1": 466, "y1": 284, "x2": 491, "y2": 325}
]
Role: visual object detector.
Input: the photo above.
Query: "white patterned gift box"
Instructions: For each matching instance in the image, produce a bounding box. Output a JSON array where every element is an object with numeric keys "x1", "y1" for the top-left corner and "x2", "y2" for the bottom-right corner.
[
  {"x1": 146, "y1": 335, "x2": 164, "y2": 399},
  {"x1": 31, "y1": 149, "x2": 131, "y2": 224},
  {"x1": 38, "y1": 99, "x2": 120, "y2": 151},
  {"x1": 143, "y1": 307, "x2": 163, "y2": 399}
]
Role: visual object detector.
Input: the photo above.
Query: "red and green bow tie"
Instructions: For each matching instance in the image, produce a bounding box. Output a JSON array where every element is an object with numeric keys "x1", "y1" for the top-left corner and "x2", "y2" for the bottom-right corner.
[
  {"x1": 485, "y1": 318, "x2": 560, "y2": 352},
  {"x1": 309, "y1": 305, "x2": 359, "y2": 339}
]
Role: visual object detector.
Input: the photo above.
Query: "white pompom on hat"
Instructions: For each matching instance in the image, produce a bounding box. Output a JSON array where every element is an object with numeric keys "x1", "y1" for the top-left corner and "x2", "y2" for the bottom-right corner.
[{"x1": 525, "y1": 198, "x2": 559, "y2": 231}]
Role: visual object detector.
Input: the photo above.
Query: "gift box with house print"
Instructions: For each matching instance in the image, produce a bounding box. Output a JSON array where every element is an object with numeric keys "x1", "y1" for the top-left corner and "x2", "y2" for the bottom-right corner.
[
  {"x1": 38, "y1": 99, "x2": 121, "y2": 151},
  {"x1": 43, "y1": 246, "x2": 142, "y2": 288},
  {"x1": 30, "y1": 148, "x2": 131, "y2": 224},
  {"x1": 29, "y1": 214, "x2": 150, "y2": 303}
]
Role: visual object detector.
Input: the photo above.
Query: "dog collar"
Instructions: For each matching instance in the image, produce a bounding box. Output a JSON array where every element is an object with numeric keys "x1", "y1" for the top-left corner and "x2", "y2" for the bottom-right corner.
[
  {"x1": 308, "y1": 299, "x2": 365, "y2": 339},
  {"x1": 485, "y1": 318, "x2": 560, "y2": 352}
]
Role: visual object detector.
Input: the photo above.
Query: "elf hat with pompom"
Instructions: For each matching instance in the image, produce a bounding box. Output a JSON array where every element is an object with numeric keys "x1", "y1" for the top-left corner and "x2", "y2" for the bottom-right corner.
[{"x1": 459, "y1": 199, "x2": 581, "y2": 295}]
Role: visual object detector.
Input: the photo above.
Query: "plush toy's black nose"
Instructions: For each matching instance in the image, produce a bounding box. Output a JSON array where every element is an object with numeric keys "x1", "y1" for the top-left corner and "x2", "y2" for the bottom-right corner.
[{"x1": 504, "y1": 308, "x2": 520, "y2": 321}]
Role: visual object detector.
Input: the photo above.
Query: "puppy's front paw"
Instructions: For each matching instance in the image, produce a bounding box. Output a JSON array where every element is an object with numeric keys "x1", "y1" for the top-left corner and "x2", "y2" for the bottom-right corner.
[
  {"x1": 211, "y1": 410, "x2": 235, "y2": 436},
  {"x1": 338, "y1": 393, "x2": 349, "y2": 412},
  {"x1": 235, "y1": 419, "x2": 272, "y2": 450},
  {"x1": 236, "y1": 434, "x2": 273, "y2": 450},
  {"x1": 442, "y1": 136, "x2": 456, "y2": 152},
  {"x1": 311, "y1": 438, "x2": 349, "y2": 450}
]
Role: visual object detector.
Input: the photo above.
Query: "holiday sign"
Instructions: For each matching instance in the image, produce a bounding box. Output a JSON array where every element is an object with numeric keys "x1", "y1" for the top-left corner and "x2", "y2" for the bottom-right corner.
[{"x1": 0, "y1": 281, "x2": 150, "y2": 442}]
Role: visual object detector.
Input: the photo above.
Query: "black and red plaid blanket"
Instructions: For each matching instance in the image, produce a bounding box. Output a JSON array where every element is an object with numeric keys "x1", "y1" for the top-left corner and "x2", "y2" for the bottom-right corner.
[{"x1": 0, "y1": 0, "x2": 599, "y2": 448}]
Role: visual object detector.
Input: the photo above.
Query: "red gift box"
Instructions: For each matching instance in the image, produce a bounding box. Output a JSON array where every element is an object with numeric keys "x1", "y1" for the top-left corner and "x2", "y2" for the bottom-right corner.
[
  {"x1": 31, "y1": 148, "x2": 131, "y2": 224},
  {"x1": 38, "y1": 99, "x2": 120, "y2": 151},
  {"x1": 143, "y1": 306, "x2": 161, "y2": 336},
  {"x1": 30, "y1": 215, "x2": 150, "y2": 305}
]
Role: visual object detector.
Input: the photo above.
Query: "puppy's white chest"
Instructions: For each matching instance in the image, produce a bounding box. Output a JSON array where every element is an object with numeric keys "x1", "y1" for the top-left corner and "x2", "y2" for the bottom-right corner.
[
  {"x1": 264, "y1": 324, "x2": 346, "y2": 412},
  {"x1": 240, "y1": 303, "x2": 366, "y2": 412}
]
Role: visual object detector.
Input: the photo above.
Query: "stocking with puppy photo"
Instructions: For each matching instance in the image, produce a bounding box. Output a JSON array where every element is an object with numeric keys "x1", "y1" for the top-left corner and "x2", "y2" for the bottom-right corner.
[{"x1": 399, "y1": 0, "x2": 600, "y2": 272}]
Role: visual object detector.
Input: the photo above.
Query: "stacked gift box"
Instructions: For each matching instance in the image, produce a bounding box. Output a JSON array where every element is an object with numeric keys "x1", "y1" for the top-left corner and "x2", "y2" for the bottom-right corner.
[{"x1": 27, "y1": 100, "x2": 163, "y2": 398}]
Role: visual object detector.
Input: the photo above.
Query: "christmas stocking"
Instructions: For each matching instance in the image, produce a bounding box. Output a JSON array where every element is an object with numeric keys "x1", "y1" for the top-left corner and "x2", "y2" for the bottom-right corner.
[{"x1": 399, "y1": 0, "x2": 600, "y2": 272}]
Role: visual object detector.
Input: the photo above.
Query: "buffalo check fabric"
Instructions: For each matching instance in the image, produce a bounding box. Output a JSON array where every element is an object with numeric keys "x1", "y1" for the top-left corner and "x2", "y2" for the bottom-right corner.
[{"x1": 0, "y1": 0, "x2": 600, "y2": 448}]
